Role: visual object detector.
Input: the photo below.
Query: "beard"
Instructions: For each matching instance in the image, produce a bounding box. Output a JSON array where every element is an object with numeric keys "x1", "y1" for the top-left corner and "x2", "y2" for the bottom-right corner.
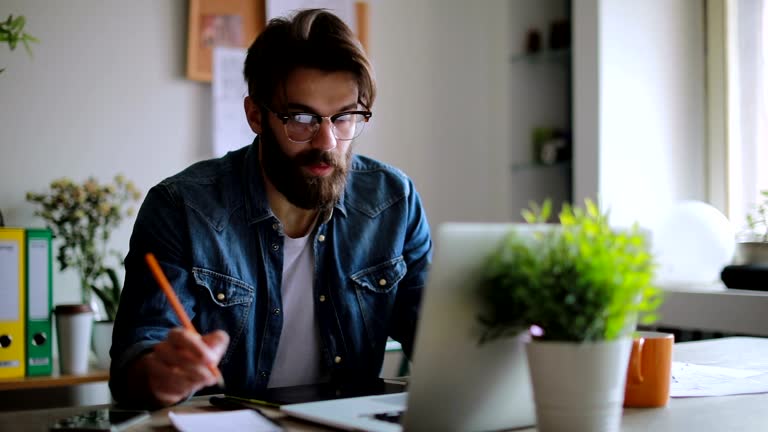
[{"x1": 260, "y1": 123, "x2": 351, "y2": 211}]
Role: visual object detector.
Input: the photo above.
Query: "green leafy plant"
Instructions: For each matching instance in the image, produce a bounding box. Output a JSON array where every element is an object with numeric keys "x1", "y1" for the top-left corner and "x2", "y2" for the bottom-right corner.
[
  {"x1": 0, "y1": 14, "x2": 39, "y2": 74},
  {"x1": 745, "y1": 190, "x2": 768, "y2": 242},
  {"x1": 26, "y1": 175, "x2": 141, "y2": 321},
  {"x1": 477, "y1": 199, "x2": 662, "y2": 344}
]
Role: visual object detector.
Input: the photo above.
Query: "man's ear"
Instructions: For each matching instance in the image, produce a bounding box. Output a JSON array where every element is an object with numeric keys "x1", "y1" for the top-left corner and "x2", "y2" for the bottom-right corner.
[{"x1": 244, "y1": 96, "x2": 263, "y2": 134}]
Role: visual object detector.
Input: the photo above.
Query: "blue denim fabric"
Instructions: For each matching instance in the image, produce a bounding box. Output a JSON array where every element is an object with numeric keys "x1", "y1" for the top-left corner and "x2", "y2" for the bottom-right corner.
[{"x1": 109, "y1": 141, "x2": 432, "y2": 403}]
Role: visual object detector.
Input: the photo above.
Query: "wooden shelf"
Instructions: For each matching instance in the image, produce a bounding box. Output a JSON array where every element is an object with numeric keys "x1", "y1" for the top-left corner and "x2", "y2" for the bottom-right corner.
[
  {"x1": 0, "y1": 369, "x2": 109, "y2": 391},
  {"x1": 509, "y1": 48, "x2": 571, "y2": 64},
  {"x1": 510, "y1": 160, "x2": 572, "y2": 173}
]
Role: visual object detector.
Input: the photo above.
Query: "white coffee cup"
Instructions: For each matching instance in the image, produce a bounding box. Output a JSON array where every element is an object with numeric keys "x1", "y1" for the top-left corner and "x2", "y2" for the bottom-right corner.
[{"x1": 54, "y1": 304, "x2": 94, "y2": 375}]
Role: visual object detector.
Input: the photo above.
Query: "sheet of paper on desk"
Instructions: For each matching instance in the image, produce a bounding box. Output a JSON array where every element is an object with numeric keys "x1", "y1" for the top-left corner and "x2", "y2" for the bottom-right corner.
[
  {"x1": 168, "y1": 409, "x2": 282, "y2": 432},
  {"x1": 671, "y1": 361, "x2": 768, "y2": 397}
]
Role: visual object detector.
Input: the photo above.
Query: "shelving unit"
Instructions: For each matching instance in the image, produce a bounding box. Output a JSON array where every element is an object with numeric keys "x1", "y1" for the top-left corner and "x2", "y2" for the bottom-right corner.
[{"x1": 508, "y1": 0, "x2": 573, "y2": 218}]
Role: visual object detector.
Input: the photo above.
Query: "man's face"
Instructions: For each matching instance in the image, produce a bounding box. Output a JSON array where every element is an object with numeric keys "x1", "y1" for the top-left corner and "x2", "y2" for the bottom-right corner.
[{"x1": 254, "y1": 68, "x2": 359, "y2": 211}]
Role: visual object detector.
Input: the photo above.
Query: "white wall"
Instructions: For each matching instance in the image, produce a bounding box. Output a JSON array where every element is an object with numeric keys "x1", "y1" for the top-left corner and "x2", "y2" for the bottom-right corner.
[
  {"x1": 574, "y1": 0, "x2": 707, "y2": 229},
  {"x1": 0, "y1": 0, "x2": 212, "y2": 304},
  {"x1": 0, "y1": 0, "x2": 514, "y2": 304},
  {"x1": 365, "y1": 0, "x2": 513, "y2": 224}
]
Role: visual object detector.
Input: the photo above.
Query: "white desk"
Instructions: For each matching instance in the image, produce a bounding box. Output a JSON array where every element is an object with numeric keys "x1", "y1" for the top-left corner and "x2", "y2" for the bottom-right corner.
[
  {"x1": 616, "y1": 337, "x2": 768, "y2": 431},
  {"x1": 2, "y1": 337, "x2": 767, "y2": 431},
  {"x1": 515, "y1": 337, "x2": 768, "y2": 431}
]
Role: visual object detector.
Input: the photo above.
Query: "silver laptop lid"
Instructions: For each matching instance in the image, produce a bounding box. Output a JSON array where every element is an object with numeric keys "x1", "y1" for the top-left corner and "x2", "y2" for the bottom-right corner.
[{"x1": 404, "y1": 223, "x2": 536, "y2": 431}]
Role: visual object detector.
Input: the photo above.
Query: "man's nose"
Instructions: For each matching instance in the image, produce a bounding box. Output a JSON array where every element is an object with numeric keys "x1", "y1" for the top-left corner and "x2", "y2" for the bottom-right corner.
[{"x1": 311, "y1": 119, "x2": 337, "y2": 151}]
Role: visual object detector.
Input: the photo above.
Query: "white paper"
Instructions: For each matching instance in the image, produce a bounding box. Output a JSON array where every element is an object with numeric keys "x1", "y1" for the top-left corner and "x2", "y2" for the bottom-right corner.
[
  {"x1": 671, "y1": 361, "x2": 768, "y2": 397},
  {"x1": 169, "y1": 409, "x2": 281, "y2": 432},
  {"x1": 212, "y1": 46, "x2": 255, "y2": 158},
  {"x1": 266, "y1": 0, "x2": 356, "y2": 31}
]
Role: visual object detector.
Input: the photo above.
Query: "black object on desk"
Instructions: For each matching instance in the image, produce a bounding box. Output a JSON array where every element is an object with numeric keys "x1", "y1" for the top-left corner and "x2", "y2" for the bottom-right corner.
[
  {"x1": 721, "y1": 264, "x2": 768, "y2": 291},
  {"x1": 219, "y1": 378, "x2": 407, "y2": 408},
  {"x1": 49, "y1": 409, "x2": 150, "y2": 431}
]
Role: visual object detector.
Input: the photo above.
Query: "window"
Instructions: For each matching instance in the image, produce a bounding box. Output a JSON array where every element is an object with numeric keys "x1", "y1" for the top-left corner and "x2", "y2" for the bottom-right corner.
[{"x1": 709, "y1": 0, "x2": 768, "y2": 232}]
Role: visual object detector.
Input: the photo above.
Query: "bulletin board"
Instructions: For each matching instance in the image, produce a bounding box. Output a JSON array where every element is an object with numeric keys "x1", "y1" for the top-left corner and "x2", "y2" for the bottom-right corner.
[{"x1": 186, "y1": 0, "x2": 370, "y2": 82}]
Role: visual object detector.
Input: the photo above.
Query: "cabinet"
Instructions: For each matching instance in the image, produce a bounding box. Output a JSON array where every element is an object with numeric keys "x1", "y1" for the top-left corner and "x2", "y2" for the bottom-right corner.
[{"x1": 508, "y1": 1, "x2": 572, "y2": 219}]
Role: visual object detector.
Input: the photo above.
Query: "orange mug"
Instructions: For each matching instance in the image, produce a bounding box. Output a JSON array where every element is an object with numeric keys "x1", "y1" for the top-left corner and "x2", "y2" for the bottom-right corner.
[{"x1": 623, "y1": 331, "x2": 674, "y2": 408}]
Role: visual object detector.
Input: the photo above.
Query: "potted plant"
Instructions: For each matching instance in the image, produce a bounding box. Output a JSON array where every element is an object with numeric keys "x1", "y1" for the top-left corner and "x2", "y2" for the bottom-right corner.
[
  {"x1": 1, "y1": 14, "x2": 39, "y2": 74},
  {"x1": 26, "y1": 175, "x2": 141, "y2": 368},
  {"x1": 477, "y1": 199, "x2": 662, "y2": 432},
  {"x1": 735, "y1": 190, "x2": 768, "y2": 265}
]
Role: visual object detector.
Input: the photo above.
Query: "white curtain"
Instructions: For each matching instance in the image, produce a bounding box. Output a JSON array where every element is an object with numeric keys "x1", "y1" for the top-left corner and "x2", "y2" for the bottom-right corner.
[{"x1": 729, "y1": 0, "x2": 768, "y2": 234}]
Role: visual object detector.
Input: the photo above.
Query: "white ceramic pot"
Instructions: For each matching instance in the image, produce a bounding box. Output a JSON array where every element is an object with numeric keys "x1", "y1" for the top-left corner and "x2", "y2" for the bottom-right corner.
[
  {"x1": 526, "y1": 338, "x2": 632, "y2": 432},
  {"x1": 54, "y1": 304, "x2": 94, "y2": 375},
  {"x1": 92, "y1": 320, "x2": 114, "y2": 370}
]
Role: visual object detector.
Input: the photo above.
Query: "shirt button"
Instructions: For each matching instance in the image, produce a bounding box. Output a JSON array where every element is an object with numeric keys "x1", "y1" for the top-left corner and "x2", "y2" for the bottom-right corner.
[
  {"x1": 216, "y1": 293, "x2": 226, "y2": 301},
  {"x1": 378, "y1": 279, "x2": 387, "y2": 286},
  {"x1": 271, "y1": 243, "x2": 279, "y2": 251},
  {"x1": 260, "y1": 371, "x2": 268, "y2": 377},
  {"x1": 334, "y1": 356, "x2": 342, "y2": 364},
  {"x1": 272, "y1": 223, "x2": 279, "y2": 230},
  {"x1": 273, "y1": 308, "x2": 281, "y2": 315},
  {"x1": 319, "y1": 295, "x2": 326, "y2": 302},
  {"x1": 318, "y1": 234, "x2": 326, "y2": 242}
]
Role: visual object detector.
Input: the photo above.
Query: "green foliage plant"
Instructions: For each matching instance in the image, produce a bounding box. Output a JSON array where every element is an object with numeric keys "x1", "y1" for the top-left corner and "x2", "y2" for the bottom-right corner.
[
  {"x1": 745, "y1": 190, "x2": 768, "y2": 242},
  {"x1": 26, "y1": 175, "x2": 141, "y2": 321},
  {"x1": 478, "y1": 199, "x2": 662, "y2": 344},
  {"x1": 0, "y1": 14, "x2": 39, "y2": 74}
]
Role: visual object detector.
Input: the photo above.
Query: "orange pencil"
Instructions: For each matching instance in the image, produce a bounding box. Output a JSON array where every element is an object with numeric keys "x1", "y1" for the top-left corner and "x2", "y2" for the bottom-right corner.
[{"x1": 145, "y1": 252, "x2": 225, "y2": 388}]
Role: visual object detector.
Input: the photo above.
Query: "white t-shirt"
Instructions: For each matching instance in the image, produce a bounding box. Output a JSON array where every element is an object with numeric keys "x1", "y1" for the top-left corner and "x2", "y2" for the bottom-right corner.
[{"x1": 267, "y1": 232, "x2": 322, "y2": 388}]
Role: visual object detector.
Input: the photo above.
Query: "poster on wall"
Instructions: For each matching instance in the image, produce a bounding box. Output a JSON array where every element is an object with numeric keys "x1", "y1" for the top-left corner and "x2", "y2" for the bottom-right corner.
[
  {"x1": 266, "y1": 0, "x2": 356, "y2": 33},
  {"x1": 186, "y1": 0, "x2": 264, "y2": 82},
  {"x1": 212, "y1": 46, "x2": 255, "y2": 157}
]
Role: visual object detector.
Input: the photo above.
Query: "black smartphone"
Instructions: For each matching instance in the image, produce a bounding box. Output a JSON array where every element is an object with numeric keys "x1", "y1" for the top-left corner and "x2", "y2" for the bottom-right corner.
[{"x1": 49, "y1": 409, "x2": 151, "y2": 432}]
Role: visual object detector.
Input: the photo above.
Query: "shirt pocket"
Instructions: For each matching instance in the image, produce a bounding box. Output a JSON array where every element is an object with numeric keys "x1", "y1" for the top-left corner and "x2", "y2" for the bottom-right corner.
[
  {"x1": 192, "y1": 268, "x2": 254, "y2": 307},
  {"x1": 191, "y1": 267, "x2": 254, "y2": 364},
  {"x1": 350, "y1": 256, "x2": 407, "y2": 294}
]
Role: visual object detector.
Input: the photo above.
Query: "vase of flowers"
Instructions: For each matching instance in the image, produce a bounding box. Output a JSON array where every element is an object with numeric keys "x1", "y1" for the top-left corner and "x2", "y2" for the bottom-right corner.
[{"x1": 26, "y1": 175, "x2": 141, "y2": 321}]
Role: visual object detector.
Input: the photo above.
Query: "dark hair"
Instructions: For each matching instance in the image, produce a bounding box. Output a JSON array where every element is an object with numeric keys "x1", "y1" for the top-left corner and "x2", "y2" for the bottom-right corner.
[{"x1": 244, "y1": 9, "x2": 376, "y2": 110}]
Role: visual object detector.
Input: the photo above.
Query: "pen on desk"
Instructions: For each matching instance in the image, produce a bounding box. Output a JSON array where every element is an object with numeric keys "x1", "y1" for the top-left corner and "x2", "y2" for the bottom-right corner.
[
  {"x1": 145, "y1": 252, "x2": 226, "y2": 388},
  {"x1": 224, "y1": 395, "x2": 281, "y2": 408}
]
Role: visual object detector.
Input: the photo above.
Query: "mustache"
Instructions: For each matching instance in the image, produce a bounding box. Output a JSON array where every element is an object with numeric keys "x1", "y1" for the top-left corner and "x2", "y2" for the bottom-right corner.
[{"x1": 293, "y1": 149, "x2": 342, "y2": 167}]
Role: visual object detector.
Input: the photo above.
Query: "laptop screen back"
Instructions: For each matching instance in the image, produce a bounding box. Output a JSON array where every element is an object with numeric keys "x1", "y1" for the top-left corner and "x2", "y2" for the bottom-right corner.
[{"x1": 404, "y1": 223, "x2": 536, "y2": 431}]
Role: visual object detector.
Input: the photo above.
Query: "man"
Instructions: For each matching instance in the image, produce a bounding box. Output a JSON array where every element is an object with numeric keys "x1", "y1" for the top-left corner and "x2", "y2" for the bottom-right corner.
[{"x1": 109, "y1": 9, "x2": 432, "y2": 408}]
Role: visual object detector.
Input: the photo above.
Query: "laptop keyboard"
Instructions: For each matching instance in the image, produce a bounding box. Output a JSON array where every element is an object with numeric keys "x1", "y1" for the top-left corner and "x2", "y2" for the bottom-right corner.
[{"x1": 371, "y1": 411, "x2": 404, "y2": 424}]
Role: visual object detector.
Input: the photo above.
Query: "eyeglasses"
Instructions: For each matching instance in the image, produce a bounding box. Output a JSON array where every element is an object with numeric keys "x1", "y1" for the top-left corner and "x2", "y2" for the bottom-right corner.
[{"x1": 263, "y1": 105, "x2": 372, "y2": 143}]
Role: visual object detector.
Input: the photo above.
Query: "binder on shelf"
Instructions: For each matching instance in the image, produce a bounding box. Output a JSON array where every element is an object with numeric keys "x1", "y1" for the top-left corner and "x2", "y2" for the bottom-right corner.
[
  {"x1": 0, "y1": 227, "x2": 26, "y2": 378},
  {"x1": 25, "y1": 229, "x2": 53, "y2": 376}
]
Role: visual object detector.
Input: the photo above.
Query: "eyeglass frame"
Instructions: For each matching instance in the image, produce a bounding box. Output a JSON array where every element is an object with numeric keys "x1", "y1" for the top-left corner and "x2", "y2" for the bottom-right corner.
[{"x1": 261, "y1": 104, "x2": 373, "y2": 143}]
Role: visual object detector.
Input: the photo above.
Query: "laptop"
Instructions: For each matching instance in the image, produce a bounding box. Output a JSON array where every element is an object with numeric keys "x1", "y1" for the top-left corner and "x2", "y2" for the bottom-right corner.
[{"x1": 281, "y1": 223, "x2": 537, "y2": 432}]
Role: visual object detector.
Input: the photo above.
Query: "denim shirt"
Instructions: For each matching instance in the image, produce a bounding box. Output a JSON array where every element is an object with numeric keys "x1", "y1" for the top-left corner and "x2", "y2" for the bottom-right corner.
[{"x1": 109, "y1": 142, "x2": 432, "y2": 403}]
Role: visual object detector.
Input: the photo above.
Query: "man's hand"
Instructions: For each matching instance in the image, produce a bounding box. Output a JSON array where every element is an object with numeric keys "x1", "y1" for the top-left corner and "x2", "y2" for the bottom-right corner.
[{"x1": 133, "y1": 328, "x2": 230, "y2": 407}]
